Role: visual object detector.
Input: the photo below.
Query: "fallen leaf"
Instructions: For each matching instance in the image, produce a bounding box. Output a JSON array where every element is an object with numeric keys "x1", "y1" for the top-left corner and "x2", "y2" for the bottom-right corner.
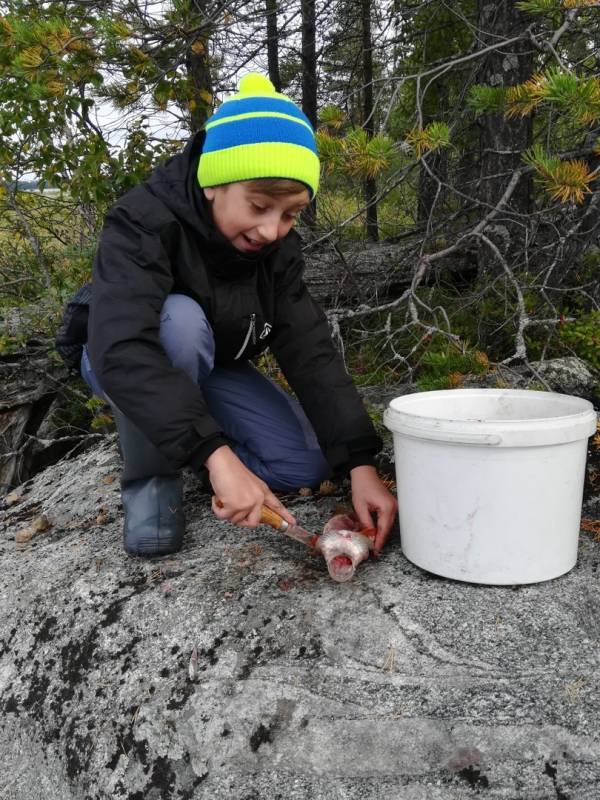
[
  {"x1": 381, "y1": 646, "x2": 396, "y2": 673},
  {"x1": 102, "y1": 475, "x2": 117, "y2": 485},
  {"x1": 15, "y1": 514, "x2": 52, "y2": 543},
  {"x1": 565, "y1": 677, "x2": 585, "y2": 703},
  {"x1": 318, "y1": 480, "x2": 337, "y2": 496},
  {"x1": 188, "y1": 647, "x2": 199, "y2": 682},
  {"x1": 37, "y1": 515, "x2": 51, "y2": 530},
  {"x1": 4, "y1": 491, "x2": 24, "y2": 507},
  {"x1": 298, "y1": 487, "x2": 312, "y2": 497},
  {"x1": 381, "y1": 475, "x2": 396, "y2": 492},
  {"x1": 95, "y1": 507, "x2": 109, "y2": 525},
  {"x1": 277, "y1": 577, "x2": 296, "y2": 591},
  {"x1": 581, "y1": 518, "x2": 600, "y2": 539},
  {"x1": 148, "y1": 567, "x2": 165, "y2": 584}
]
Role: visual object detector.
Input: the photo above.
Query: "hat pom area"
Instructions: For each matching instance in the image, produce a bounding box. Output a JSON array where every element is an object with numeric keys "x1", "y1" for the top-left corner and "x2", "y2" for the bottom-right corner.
[
  {"x1": 198, "y1": 72, "x2": 320, "y2": 198},
  {"x1": 238, "y1": 73, "x2": 277, "y2": 97}
]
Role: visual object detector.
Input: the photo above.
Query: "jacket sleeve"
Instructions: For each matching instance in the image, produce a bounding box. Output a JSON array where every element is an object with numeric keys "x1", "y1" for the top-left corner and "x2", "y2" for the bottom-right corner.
[
  {"x1": 268, "y1": 244, "x2": 382, "y2": 474},
  {"x1": 87, "y1": 192, "x2": 227, "y2": 469}
]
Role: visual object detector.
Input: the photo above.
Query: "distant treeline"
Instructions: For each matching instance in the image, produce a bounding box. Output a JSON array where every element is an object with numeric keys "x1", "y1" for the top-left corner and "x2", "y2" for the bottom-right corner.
[{"x1": 10, "y1": 181, "x2": 39, "y2": 191}]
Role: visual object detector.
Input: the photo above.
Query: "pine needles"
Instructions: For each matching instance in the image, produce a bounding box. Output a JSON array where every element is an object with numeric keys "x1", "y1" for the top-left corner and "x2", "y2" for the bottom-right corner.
[
  {"x1": 404, "y1": 121, "x2": 451, "y2": 158},
  {"x1": 468, "y1": 66, "x2": 600, "y2": 203},
  {"x1": 523, "y1": 144, "x2": 596, "y2": 204},
  {"x1": 506, "y1": 68, "x2": 600, "y2": 126},
  {"x1": 317, "y1": 127, "x2": 395, "y2": 179}
]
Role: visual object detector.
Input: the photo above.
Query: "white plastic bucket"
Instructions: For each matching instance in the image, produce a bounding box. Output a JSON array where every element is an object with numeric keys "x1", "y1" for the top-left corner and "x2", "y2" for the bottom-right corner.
[{"x1": 383, "y1": 389, "x2": 597, "y2": 584}]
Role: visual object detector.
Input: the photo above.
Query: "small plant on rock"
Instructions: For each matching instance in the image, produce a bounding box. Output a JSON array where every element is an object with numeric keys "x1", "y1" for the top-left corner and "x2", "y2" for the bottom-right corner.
[
  {"x1": 417, "y1": 341, "x2": 490, "y2": 391},
  {"x1": 559, "y1": 312, "x2": 600, "y2": 371}
]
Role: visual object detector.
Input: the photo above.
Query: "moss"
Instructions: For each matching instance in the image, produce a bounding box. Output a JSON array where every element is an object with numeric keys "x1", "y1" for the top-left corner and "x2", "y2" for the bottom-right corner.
[{"x1": 416, "y1": 341, "x2": 490, "y2": 391}]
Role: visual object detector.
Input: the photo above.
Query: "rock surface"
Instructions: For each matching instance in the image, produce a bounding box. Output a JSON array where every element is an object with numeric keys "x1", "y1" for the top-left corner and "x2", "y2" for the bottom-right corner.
[
  {"x1": 2, "y1": 433, "x2": 600, "y2": 799},
  {"x1": 530, "y1": 357, "x2": 600, "y2": 404}
]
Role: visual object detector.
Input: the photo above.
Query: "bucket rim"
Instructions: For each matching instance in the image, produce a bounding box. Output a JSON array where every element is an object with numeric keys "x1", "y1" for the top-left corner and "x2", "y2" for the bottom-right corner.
[
  {"x1": 383, "y1": 388, "x2": 597, "y2": 446},
  {"x1": 387, "y1": 387, "x2": 595, "y2": 423}
]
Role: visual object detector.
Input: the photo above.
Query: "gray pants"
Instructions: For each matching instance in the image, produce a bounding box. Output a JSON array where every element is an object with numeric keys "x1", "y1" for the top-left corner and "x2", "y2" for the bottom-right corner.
[{"x1": 81, "y1": 294, "x2": 330, "y2": 491}]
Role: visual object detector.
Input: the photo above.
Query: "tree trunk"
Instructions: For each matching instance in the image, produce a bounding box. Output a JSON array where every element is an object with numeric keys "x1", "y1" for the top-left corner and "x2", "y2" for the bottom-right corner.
[
  {"x1": 361, "y1": 0, "x2": 378, "y2": 242},
  {"x1": 417, "y1": 79, "x2": 449, "y2": 223},
  {"x1": 185, "y1": 34, "x2": 214, "y2": 132},
  {"x1": 301, "y1": 0, "x2": 317, "y2": 228},
  {"x1": 476, "y1": 0, "x2": 533, "y2": 266},
  {"x1": 265, "y1": 0, "x2": 281, "y2": 92},
  {"x1": 556, "y1": 137, "x2": 600, "y2": 285},
  {"x1": 0, "y1": 348, "x2": 92, "y2": 494}
]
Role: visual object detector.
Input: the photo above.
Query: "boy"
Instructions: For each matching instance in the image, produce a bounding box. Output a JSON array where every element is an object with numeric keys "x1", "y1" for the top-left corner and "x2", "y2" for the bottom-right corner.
[{"x1": 76, "y1": 73, "x2": 397, "y2": 557}]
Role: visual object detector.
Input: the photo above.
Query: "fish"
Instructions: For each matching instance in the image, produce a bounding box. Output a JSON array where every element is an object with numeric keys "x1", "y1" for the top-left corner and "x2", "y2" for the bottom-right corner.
[
  {"x1": 219, "y1": 500, "x2": 377, "y2": 583},
  {"x1": 316, "y1": 513, "x2": 376, "y2": 582}
]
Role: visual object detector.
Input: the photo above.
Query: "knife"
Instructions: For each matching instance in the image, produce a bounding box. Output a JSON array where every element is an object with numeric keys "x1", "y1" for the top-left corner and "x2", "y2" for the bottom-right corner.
[
  {"x1": 259, "y1": 505, "x2": 319, "y2": 548},
  {"x1": 215, "y1": 500, "x2": 372, "y2": 582},
  {"x1": 214, "y1": 500, "x2": 318, "y2": 548}
]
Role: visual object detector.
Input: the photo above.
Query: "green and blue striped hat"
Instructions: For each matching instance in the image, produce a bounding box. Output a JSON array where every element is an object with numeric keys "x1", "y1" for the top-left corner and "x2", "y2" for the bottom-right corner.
[{"x1": 197, "y1": 73, "x2": 320, "y2": 199}]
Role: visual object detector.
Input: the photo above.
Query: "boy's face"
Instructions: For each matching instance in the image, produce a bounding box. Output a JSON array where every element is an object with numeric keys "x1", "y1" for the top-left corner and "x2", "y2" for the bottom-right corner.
[{"x1": 203, "y1": 182, "x2": 310, "y2": 253}]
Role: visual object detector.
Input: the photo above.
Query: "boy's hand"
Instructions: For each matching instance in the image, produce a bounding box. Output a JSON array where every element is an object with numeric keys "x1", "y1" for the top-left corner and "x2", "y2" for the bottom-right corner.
[
  {"x1": 350, "y1": 465, "x2": 398, "y2": 555},
  {"x1": 206, "y1": 445, "x2": 296, "y2": 528}
]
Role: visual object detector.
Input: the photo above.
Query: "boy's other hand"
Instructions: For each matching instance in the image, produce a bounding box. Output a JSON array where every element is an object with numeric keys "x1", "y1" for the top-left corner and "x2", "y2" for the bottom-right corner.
[
  {"x1": 206, "y1": 445, "x2": 296, "y2": 528},
  {"x1": 350, "y1": 465, "x2": 398, "y2": 555}
]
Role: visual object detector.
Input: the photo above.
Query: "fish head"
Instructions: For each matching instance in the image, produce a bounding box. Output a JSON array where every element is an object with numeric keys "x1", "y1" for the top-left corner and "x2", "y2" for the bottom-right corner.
[{"x1": 316, "y1": 529, "x2": 374, "y2": 582}]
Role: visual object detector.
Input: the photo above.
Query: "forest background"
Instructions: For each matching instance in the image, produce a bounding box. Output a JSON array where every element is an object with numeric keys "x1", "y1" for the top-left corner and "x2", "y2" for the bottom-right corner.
[{"x1": 0, "y1": 0, "x2": 599, "y2": 431}]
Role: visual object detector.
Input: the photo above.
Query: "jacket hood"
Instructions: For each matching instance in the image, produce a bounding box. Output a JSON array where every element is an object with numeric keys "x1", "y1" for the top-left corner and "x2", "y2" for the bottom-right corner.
[{"x1": 144, "y1": 132, "x2": 280, "y2": 273}]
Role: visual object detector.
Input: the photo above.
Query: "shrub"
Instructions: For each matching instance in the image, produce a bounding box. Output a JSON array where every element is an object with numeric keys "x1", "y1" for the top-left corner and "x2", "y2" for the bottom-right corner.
[{"x1": 559, "y1": 312, "x2": 600, "y2": 370}]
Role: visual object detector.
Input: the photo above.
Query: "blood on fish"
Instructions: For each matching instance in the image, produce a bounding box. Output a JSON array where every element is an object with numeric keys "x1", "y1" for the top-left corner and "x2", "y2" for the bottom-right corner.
[{"x1": 331, "y1": 555, "x2": 353, "y2": 570}]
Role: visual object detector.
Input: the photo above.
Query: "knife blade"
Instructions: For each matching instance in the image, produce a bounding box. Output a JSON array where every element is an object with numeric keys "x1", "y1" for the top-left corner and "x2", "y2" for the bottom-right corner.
[{"x1": 259, "y1": 505, "x2": 319, "y2": 548}]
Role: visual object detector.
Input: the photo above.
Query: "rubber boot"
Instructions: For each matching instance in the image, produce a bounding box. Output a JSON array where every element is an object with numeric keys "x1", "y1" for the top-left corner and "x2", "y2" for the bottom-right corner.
[{"x1": 110, "y1": 402, "x2": 185, "y2": 556}]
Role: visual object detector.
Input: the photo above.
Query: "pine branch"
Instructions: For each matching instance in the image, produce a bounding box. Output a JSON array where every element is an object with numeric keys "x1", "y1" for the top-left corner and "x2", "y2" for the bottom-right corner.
[
  {"x1": 523, "y1": 144, "x2": 597, "y2": 204},
  {"x1": 506, "y1": 68, "x2": 600, "y2": 124},
  {"x1": 404, "y1": 121, "x2": 451, "y2": 158}
]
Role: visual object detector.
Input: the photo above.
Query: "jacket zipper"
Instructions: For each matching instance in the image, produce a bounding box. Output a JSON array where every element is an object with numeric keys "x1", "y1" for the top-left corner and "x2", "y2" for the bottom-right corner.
[{"x1": 234, "y1": 313, "x2": 256, "y2": 360}]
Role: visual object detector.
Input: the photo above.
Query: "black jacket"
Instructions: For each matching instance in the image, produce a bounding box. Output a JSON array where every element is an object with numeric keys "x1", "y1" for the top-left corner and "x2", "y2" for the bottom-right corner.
[{"x1": 88, "y1": 132, "x2": 381, "y2": 473}]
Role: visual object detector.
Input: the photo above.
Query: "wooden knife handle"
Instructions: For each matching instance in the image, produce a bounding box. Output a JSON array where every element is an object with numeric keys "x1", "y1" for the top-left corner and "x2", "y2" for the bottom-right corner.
[
  {"x1": 260, "y1": 505, "x2": 286, "y2": 530},
  {"x1": 215, "y1": 498, "x2": 286, "y2": 531}
]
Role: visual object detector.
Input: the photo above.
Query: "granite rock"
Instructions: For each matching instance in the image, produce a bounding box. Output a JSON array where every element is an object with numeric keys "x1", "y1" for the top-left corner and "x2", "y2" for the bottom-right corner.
[{"x1": 2, "y1": 436, "x2": 600, "y2": 799}]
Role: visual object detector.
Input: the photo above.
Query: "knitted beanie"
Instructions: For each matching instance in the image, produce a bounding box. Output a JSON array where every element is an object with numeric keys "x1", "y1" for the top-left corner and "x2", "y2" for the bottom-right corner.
[{"x1": 197, "y1": 73, "x2": 320, "y2": 199}]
